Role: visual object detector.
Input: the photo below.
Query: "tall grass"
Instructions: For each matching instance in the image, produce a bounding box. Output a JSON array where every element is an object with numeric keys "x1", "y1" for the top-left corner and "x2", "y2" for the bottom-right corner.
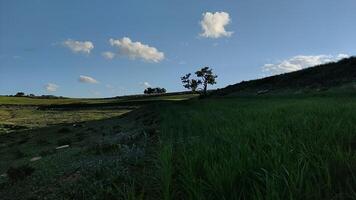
[{"x1": 157, "y1": 96, "x2": 356, "y2": 199}]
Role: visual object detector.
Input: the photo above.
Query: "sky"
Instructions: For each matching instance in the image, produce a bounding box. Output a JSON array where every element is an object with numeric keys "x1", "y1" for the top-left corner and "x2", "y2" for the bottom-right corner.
[{"x1": 1, "y1": 0, "x2": 356, "y2": 97}]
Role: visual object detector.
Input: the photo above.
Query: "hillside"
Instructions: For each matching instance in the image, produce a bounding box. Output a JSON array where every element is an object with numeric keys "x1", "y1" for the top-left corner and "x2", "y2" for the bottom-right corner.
[{"x1": 215, "y1": 57, "x2": 356, "y2": 96}]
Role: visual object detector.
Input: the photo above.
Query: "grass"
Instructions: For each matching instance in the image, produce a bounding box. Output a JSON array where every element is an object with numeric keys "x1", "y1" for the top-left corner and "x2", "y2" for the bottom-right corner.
[
  {"x1": 0, "y1": 96, "x2": 116, "y2": 105},
  {"x1": 1, "y1": 93, "x2": 355, "y2": 199},
  {"x1": 0, "y1": 93, "x2": 198, "y2": 106},
  {"x1": 0, "y1": 109, "x2": 157, "y2": 199},
  {"x1": 0, "y1": 93, "x2": 196, "y2": 199},
  {"x1": 0, "y1": 106, "x2": 130, "y2": 133},
  {"x1": 156, "y1": 96, "x2": 356, "y2": 199}
]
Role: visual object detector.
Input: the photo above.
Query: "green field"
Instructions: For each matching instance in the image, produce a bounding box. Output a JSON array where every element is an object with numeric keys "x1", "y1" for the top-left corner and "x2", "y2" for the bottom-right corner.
[
  {"x1": 0, "y1": 94, "x2": 356, "y2": 199},
  {"x1": 157, "y1": 96, "x2": 356, "y2": 199}
]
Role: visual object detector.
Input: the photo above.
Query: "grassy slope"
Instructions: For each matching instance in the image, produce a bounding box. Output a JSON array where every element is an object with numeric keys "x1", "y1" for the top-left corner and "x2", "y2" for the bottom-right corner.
[
  {"x1": 157, "y1": 96, "x2": 356, "y2": 199},
  {"x1": 215, "y1": 57, "x2": 356, "y2": 96}
]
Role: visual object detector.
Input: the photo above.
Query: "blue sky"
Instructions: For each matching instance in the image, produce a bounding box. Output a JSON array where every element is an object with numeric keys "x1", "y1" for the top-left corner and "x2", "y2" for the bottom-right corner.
[{"x1": 1, "y1": 0, "x2": 355, "y2": 97}]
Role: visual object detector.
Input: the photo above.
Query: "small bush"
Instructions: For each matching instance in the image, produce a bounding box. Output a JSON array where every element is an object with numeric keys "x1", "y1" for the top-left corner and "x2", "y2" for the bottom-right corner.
[{"x1": 7, "y1": 165, "x2": 35, "y2": 182}]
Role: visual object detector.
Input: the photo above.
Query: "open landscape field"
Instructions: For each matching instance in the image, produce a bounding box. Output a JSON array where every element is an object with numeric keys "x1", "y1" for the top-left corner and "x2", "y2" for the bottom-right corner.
[
  {"x1": 1, "y1": 92, "x2": 356, "y2": 199},
  {"x1": 1, "y1": 1, "x2": 356, "y2": 199}
]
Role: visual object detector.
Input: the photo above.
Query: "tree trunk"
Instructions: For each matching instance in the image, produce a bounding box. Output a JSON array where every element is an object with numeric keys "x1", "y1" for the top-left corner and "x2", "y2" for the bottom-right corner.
[{"x1": 203, "y1": 82, "x2": 207, "y2": 96}]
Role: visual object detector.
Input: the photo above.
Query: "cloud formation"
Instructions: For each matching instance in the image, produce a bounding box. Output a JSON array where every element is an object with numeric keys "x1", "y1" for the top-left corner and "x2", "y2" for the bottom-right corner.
[
  {"x1": 109, "y1": 37, "x2": 164, "y2": 62},
  {"x1": 63, "y1": 39, "x2": 94, "y2": 54},
  {"x1": 102, "y1": 51, "x2": 115, "y2": 59},
  {"x1": 45, "y1": 83, "x2": 58, "y2": 92},
  {"x1": 140, "y1": 82, "x2": 151, "y2": 87},
  {"x1": 200, "y1": 12, "x2": 233, "y2": 38},
  {"x1": 79, "y1": 75, "x2": 99, "y2": 84},
  {"x1": 262, "y1": 54, "x2": 349, "y2": 75}
]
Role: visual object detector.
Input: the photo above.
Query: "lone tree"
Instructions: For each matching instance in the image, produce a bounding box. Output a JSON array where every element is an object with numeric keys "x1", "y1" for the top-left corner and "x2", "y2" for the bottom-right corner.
[
  {"x1": 181, "y1": 67, "x2": 217, "y2": 95},
  {"x1": 181, "y1": 73, "x2": 201, "y2": 92}
]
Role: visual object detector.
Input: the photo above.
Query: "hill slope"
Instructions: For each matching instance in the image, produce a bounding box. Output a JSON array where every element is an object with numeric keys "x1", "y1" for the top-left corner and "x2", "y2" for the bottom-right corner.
[{"x1": 215, "y1": 57, "x2": 356, "y2": 96}]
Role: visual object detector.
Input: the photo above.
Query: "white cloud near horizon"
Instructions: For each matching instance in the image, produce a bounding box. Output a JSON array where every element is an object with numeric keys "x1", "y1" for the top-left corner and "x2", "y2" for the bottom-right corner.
[
  {"x1": 262, "y1": 54, "x2": 349, "y2": 75},
  {"x1": 63, "y1": 39, "x2": 94, "y2": 54},
  {"x1": 200, "y1": 12, "x2": 233, "y2": 38},
  {"x1": 79, "y1": 75, "x2": 99, "y2": 84},
  {"x1": 109, "y1": 37, "x2": 164, "y2": 62},
  {"x1": 45, "y1": 83, "x2": 58, "y2": 92},
  {"x1": 141, "y1": 82, "x2": 151, "y2": 87},
  {"x1": 102, "y1": 51, "x2": 115, "y2": 59}
]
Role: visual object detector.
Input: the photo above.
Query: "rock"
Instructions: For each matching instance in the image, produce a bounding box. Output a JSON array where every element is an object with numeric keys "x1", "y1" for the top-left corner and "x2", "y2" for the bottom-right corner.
[
  {"x1": 30, "y1": 156, "x2": 42, "y2": 162},
  {"x1": 56, "y1": 145, "x2": 70, "y2": 150}
]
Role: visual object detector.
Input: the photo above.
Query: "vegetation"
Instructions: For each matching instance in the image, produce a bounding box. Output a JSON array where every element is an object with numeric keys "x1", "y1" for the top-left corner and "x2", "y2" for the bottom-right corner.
[
  {"x1": 0, "y1": 93, "x2": 198, "y2": 199},
  {"x1": 181, "y1": 67, "x2": 217, "y2": 95},
  {"x1": 156, "y1": 95, "x2": 356, "y2": 199},
  {"x1": 0, "y1": 59, "x2": 355, "y2": 199},
  {"x1": 215, "y1": 57, "x2": 356, "y2": 96},
  {"x1": 144, "y1": 87, "x2": 167, "y2": 94}
]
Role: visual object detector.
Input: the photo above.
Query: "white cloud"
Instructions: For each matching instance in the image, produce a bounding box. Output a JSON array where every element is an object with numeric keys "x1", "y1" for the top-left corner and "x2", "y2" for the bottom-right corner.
[
  {"x1": 337, "y1": 54, "x2": 349, "y2": 59},
  {"x1": 102, "y1": 51, "x2": 115, "y2": 59},
  {"x1": 63, "y1": 39, "x2": 94, "y2": 54},
  {"x1": 79, "y1": 75, "x2": 99, "y2": 84},
  {"x1": 200, "y1": 12, "x2": 233, "y2": 38},
  {"x1": 141, "y1": 82, "x2": 151, "y2": 87},
  {"x1": 262, "y1": 54, "x2": 349, "y2": 75},
  {"x1": 109, "y1": 37, "x2": 164, "y2": 62},
  {"x1": 45, "y1": 83, "x2": 58, "y2": 92}
]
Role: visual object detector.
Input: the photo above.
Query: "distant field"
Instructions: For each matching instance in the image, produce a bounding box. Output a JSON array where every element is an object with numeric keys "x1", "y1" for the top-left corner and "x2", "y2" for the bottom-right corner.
[
  {"x1": 0, "y1": 94, "x2": 197, "y2": 134},
  {"x1": 0, "y1": 93, "x2": 198, "y2": 106},
  {"x1": 0, "y1": 106, "x2": 130, "y2": 133},
  {"x1": 0, "y1": 96, "x2": 116, "y2": 105}
]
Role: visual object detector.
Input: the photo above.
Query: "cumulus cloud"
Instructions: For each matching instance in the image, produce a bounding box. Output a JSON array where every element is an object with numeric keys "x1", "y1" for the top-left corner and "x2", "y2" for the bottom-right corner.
[
  {"x1": 79, "y1": 75, "x2": 99, "y2": 84},
  {"x1": 200, "y1": 11, "x2": 233, "y2": 38},
  {"x1": 63, "y1": 39, "x2": 94, "y2": 54},
  {"x1": 45, "y1": 83, "x2": 58, "y2": 92},
  {"x1": 102, "y1": 51, "x2": 115, "y2": 59},
  {"x1": 262, "y1": 54, "x2": 349, "y2": 75},
  {"x1": 109, "y1": 37, "x2": 164, "y2": 62},
  {"x1": 141, "y1": 82, "x2": 151, "y2": 87}
]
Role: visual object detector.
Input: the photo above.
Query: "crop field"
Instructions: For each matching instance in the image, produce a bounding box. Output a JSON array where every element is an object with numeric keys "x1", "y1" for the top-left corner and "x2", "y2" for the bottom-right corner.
[{"x1": 0, "y1": 94, "x2": 355, "y2": 199}]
